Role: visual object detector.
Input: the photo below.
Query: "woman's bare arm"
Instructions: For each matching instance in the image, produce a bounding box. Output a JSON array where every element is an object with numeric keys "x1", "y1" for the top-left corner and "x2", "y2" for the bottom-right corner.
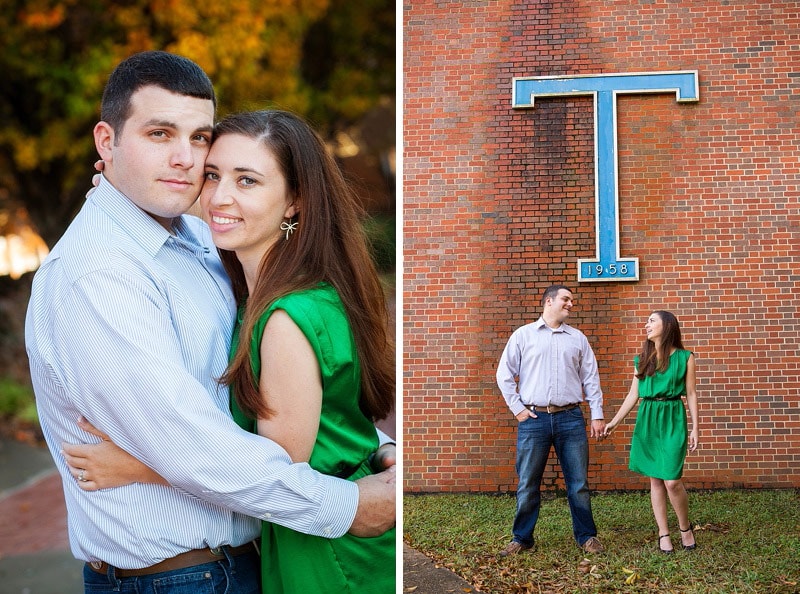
[{"x1": 255, "y1": 310, "x2": 323, "y2": 462}]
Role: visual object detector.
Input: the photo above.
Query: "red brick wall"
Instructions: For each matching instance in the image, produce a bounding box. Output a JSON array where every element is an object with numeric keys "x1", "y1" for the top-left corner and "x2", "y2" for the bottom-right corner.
[{"x1": 403, "y1": 0, "x2": 800, "y2": 492}]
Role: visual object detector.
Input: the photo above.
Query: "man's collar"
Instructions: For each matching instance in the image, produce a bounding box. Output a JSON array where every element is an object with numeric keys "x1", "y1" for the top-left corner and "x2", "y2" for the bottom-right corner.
[
  {"x1": 91, "y1": 175, "x2": 178, "y2": 256},
  {"x1": 535, "y1": 317, "x2": 572, "y2": 333}
]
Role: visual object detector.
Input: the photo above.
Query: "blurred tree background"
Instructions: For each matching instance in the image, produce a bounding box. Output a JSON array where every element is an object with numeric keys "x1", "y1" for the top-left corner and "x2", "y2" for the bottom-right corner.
[{"x1": 0, "y1": 0, "x2": 396, "y2": 429}]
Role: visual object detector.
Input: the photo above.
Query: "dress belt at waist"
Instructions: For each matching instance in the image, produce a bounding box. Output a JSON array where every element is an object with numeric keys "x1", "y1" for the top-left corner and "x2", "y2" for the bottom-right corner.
[
  {"x1": 525, "y1": 403, "x2": 580, "y2": 414},
  {"x1": 86, "y1": 542, "x2": 256, "y2": 578}
]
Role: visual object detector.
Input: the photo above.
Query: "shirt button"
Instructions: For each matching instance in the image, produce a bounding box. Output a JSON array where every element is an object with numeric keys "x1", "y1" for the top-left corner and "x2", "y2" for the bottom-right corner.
[
  {"x1": 262, "y1": 513, "x2": 272, "y2": 520},
  {"x1": 323, "y1": 526, "x2": 333, "y2": 536}
]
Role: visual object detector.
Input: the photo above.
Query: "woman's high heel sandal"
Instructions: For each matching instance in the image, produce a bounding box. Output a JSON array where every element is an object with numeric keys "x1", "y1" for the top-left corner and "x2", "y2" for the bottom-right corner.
[
  {"x1": 658, "y1": 534, "x2": 674, "y2": 554},
  {"x1": 680, "y1": 526, "x2": 697, "y2": 551}
]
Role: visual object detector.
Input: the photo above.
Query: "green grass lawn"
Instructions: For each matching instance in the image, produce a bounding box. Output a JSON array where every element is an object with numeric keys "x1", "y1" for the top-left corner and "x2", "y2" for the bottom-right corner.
[{"x1": 404, "y1": 489, "x2": 800, "y2": 593}]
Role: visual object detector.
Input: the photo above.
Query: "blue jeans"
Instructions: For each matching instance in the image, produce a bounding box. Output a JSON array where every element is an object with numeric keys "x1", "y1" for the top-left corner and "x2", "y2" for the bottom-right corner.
[
  {"x1": 512, "y1": 407, "x2": 597, "y2": 547},
  {"x1": 83, "y1": 549, "x2": 260, "y2": 594}
]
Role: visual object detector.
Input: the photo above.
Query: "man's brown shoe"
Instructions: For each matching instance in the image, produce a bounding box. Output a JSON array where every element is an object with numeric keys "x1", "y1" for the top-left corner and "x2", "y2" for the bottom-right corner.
[
  {"x1": 498, "y1": 541, "x2": 532, "y2": 557},
  {"x1": 581, "y1": 537, "x2": 605, "y2": 554}
]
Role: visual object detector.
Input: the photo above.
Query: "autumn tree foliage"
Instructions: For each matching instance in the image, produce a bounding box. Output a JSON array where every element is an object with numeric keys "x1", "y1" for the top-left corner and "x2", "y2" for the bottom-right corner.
[{"x1": 0, "y1": 0, "x2": 394, "y2": 245}]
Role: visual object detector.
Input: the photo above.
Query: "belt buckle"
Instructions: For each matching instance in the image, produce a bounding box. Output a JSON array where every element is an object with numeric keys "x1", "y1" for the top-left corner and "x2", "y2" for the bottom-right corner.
[
  {"x1": 90, "y1": 561, "x2": 104, "y2": 571},
  {"x1": 547, "y1": 405, "x2": 554, "y2": 414},
  {"x1": 210, "y1": 546, "x2": 224, "y2": 557}
]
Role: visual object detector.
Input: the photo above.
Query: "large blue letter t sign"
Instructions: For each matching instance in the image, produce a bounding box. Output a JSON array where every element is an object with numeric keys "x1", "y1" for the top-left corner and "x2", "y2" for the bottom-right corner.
[{"x1": 512, "y1": 71, "x2": 699, "y2": 282}]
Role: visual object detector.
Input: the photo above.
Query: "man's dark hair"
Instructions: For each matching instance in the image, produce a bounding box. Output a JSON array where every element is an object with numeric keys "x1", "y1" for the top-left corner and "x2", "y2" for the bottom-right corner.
[
  {"x1": 541, "y1": 284, "x2": 572, "y2": 307},
  {"x1": 100, "y1": 51, "x2": 216, "y2": 138}
]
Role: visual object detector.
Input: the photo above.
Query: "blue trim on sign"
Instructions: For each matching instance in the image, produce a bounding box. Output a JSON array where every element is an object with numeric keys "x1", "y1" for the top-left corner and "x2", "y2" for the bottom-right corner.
[{"x1": 512, "y1": 71, "x2": 699, "y2": 282}]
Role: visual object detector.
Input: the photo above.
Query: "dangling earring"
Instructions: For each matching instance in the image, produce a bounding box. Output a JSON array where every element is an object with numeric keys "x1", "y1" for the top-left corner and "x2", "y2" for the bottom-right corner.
[{"x1": 280, "y1": 218, "x2": 298, "y2": 240}]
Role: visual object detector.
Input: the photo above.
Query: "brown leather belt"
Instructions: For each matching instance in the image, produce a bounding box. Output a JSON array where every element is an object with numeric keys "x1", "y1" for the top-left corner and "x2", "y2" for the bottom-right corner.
[
  {"x1": 526, "y1": 403, "x2": 580, "y2": 414},
  {"x1": 87, "y1": 542, "x2": 256, "y2": 577}
]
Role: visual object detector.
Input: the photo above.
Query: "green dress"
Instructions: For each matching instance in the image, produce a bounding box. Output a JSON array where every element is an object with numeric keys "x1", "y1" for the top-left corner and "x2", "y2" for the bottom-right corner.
[
  {"x1": 230, "y1": 283, "x2": 395, "y2": 593},
  {"x1": 628, "y1": 349, "x2": 692, "y2": 480}
]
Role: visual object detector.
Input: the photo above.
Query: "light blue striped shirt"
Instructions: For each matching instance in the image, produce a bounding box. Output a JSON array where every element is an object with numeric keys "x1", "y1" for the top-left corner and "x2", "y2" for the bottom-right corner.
[
  {"x1": 25, "y1": 177, "x2": 358, "y2": 568},
  {"x1": 497, "y1": 318, "x2": 604, "y2": 420}
]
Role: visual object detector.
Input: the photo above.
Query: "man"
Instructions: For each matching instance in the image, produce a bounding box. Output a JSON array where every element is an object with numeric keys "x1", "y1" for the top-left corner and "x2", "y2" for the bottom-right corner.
[
  {"x1": 25, "y1": 51, "x2": 394, "y2": 593},
  {"x1": 496, "y1": 284, "x2": 605, "y2": 556}
]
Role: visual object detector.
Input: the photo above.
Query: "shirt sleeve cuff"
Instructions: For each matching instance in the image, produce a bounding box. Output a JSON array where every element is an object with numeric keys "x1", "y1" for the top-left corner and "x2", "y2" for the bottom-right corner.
[
  {"x1": 510, "y1": 402, "x2": 526, "y2": 416},
  {"x1": 307, "y1": 477, "x2": 359, "y2": 538},
  {"x1": 588, "y1": 401, "x2": 604, "y2": 420}
]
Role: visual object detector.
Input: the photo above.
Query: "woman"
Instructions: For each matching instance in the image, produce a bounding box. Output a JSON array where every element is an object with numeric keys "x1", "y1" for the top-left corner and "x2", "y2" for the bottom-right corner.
[
  {"x1": 65, "y1": 110, "x2": 396, "y2": 592},
  {"x1": 603, "y1": 311, "x2": 698, "y2": 554}
]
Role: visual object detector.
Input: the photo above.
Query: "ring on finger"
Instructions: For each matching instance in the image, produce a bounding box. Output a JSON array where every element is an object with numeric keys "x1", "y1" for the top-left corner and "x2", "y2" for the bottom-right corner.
[{"x1": 78, "y1": 469, "x2": 87, "y2": 482}]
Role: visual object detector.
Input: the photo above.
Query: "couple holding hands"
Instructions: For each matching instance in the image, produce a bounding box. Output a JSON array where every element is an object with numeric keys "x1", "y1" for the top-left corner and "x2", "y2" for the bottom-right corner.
[{"x1": 497, "y1": 286, "x2": 698, "y2": 557}]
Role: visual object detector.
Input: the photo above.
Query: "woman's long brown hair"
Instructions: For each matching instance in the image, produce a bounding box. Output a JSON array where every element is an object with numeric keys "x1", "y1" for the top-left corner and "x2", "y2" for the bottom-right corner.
[
  {"x1": 216, "y1": 110, "x2": 394, "y2": 422},
  {"x1": 636, "y1": 310, "x2": 684, "y2": 378}
]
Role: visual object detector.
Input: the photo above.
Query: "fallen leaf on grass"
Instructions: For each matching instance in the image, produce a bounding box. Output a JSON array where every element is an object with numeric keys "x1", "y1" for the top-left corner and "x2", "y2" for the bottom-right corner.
[
  {"x1": 693, "y1": 522, "x2": 731, "y2": 533},
  {"x1": 622, "y1": 567, "x2": 640, "y2": 585},
  {"x1": 577, "y1": 557, "x2": 602, "y2": 578}
]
